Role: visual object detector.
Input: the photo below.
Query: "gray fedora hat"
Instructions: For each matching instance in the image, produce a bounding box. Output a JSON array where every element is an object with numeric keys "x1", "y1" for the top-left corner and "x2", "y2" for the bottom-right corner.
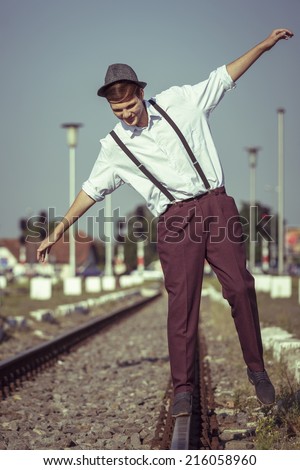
[{"x1": 97, "y1": 63, "x2": 147, "y2": 97}]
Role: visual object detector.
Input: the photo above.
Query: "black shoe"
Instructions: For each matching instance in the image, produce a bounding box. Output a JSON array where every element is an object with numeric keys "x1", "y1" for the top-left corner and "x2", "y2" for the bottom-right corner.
[
  {"x1": 172, "y1": 391, "x2": 192, "y2": 418},
  {"x1": 247, "y1": 368, "x2": 276, "y2": 406}
]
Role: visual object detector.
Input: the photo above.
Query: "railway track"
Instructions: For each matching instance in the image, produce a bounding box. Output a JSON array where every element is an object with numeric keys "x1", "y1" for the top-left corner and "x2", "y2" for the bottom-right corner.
[
  {"x1": 1, "y1": 282, "x2": 299, "y2": 457},
  {"x1": 151, "y1": 325, "x2": 221, "y2": 450},
  {"x1": 0, "y1": 288, "x2": 161, "y2": 400},
  {"x1": 1, "y1": 287, "x2": 222, "y2": 450}
]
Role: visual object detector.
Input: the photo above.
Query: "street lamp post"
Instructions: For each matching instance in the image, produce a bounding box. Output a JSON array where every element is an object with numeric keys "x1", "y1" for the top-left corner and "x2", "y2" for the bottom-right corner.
[
  {"x1": 102, "y1": 193, "x2": 117, "y2": 290},
  {"x1": 104, "y1": 194, "x2": 114, "y2": 277},
  {"x1": 61, "y1": 123, "x2": 83, "y2": 278},
  {"x1": 245, "y1": 147, "x2": 261, "y2": 272},
  {"x1": 264, "y1": 184, "x2": 278, "y2": 270},
  {"x1": 277, "y1": 108, "x2": 285, "y2": 275}
]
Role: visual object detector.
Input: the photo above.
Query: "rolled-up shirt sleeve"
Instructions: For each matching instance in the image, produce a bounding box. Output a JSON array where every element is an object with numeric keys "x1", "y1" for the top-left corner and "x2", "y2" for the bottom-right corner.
[
  {"x1": 82, "y1": 148, "x2": 125, "y2": 202},
  {"x1": 180, "y1": 64, "x2": 236, "y2": 114}
]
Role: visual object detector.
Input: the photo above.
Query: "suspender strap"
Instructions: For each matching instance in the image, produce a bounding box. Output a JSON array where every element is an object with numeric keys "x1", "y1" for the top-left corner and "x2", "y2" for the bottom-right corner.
[
  {"x1": 110, "y1": 130, "x2": 176, "y2": 202},
  {"x1": 149, "y1": 99, "x2": 211, "y2": 190}
]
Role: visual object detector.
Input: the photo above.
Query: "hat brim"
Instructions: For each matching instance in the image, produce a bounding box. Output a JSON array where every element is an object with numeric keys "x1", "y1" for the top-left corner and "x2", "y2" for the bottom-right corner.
[{"x1": 97, "y1": 79, "x2": 147, "y2": 97}]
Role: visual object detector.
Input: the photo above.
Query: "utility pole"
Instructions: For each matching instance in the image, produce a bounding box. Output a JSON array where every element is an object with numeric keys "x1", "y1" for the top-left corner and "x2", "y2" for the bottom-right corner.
[
  {"x1": 104, "y1": 194, "x2": 114, "y2": 277},
  {"x1": 277, "y1": 108, "x2": 285, "y2": 275},
  {"x1": 61, "y1": 123, "x2": 83, "y2": 277},
  {"x1": 245, "y1": 147, "x2": 261, "y2": 272}
]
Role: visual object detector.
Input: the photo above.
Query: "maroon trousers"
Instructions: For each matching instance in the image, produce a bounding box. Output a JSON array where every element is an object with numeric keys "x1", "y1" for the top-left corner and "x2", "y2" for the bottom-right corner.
[{"x1": 157, "y1": 187, "x2": 264, "y2": 395}]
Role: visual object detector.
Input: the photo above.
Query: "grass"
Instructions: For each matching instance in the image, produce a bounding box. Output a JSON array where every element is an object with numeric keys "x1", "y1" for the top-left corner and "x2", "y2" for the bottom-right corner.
[
  {"x1": 0, "y1": 279, "x2": 105, "y2": 319},
  {"x1": 254, "y1": 386, "x2": 300, "y2": 450},
  {"x1": 0, "y1": 277, "x2": 152, "y2": 321}
]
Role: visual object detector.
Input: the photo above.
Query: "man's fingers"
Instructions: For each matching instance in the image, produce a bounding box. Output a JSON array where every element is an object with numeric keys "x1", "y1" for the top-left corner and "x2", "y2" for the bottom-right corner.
[
  {"x1": 282, "y1": 30, "x2": 293, "y2": 39},
  {"x1": 275, "y1": 29, "x2": 294, "y2": 38},
  {"x1": 37, "y1": 245, "x2": 51, "y2": 263},
  {"x1": 37, "y1": 250, "x2": 45, "y2": 262},
  {"x1": 39, "y1": 250, "x2": 48, "y2": 263}
]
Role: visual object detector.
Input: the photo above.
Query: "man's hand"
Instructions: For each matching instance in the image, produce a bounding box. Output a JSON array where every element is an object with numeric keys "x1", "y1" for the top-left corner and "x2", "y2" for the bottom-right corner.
[
  {"x1": 226, "y1": 28, "x2": 294, "y2": 82},
  {"x1": 37, "y1": 230, "x2": 62, "y2": 263},
  {"x1": 262, "y1": 28, "x2": 294, "y2": 51},
  {"x1": 36, "y1": 189, "x2": 96, "y2": 263}
]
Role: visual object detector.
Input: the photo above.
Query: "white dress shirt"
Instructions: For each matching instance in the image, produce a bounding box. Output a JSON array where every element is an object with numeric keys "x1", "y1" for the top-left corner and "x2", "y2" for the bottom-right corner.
[{"x1": 82, "y1": 65, "x2": 236, "y2": 217}]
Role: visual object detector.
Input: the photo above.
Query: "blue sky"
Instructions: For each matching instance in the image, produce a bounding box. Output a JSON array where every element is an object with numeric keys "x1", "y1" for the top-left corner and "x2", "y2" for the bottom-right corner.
[{"x1": 1, "y1": 0, "x2": 299, "y2": 238}]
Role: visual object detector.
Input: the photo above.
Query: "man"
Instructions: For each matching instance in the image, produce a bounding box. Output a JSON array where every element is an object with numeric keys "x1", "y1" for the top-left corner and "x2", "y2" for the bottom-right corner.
[{"x1": 38, "y1": 29, "x2": 293, "y2": 417}]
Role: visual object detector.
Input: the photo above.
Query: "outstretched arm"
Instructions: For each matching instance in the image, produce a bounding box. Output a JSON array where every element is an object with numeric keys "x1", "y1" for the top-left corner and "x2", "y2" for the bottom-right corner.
[
  {"x1": 37, "y1": 189, "x2": 96, "y2": 263},
  {"x1": 226, "y1": 28, "x2": 294, "y2": 82}
]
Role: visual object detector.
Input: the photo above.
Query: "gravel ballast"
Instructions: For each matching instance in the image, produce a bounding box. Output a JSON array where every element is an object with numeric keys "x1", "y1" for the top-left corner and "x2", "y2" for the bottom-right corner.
[{"x1": 0, "y1": 293, "x2": 170, "y2": 450}]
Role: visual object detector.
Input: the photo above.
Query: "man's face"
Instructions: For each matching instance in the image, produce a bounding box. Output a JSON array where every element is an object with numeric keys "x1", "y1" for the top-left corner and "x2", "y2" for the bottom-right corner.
[{"x1": 109, "y1": 90, "x2": 147, "y2": 127}]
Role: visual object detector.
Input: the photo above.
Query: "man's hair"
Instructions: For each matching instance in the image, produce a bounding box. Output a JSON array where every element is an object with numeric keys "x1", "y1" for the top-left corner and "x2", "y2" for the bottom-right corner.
[{"x1": 104, "y1": 81, "x2": 142, "y2": 103}]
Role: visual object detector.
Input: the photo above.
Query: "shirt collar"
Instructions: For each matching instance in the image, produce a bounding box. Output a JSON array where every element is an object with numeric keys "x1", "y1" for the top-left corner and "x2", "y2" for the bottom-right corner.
[{"x1": 121, "y1": 100, "x2": 162, "y2": 137}]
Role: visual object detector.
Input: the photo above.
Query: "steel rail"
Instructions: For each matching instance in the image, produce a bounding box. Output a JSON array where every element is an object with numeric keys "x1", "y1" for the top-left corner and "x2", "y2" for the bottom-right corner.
[
  {"x1": 164, "y1": 326, "x2": 220, "y2": 450},
  {"x1": 170, "y1": 416, "x2": 191, "y2": 449}
]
